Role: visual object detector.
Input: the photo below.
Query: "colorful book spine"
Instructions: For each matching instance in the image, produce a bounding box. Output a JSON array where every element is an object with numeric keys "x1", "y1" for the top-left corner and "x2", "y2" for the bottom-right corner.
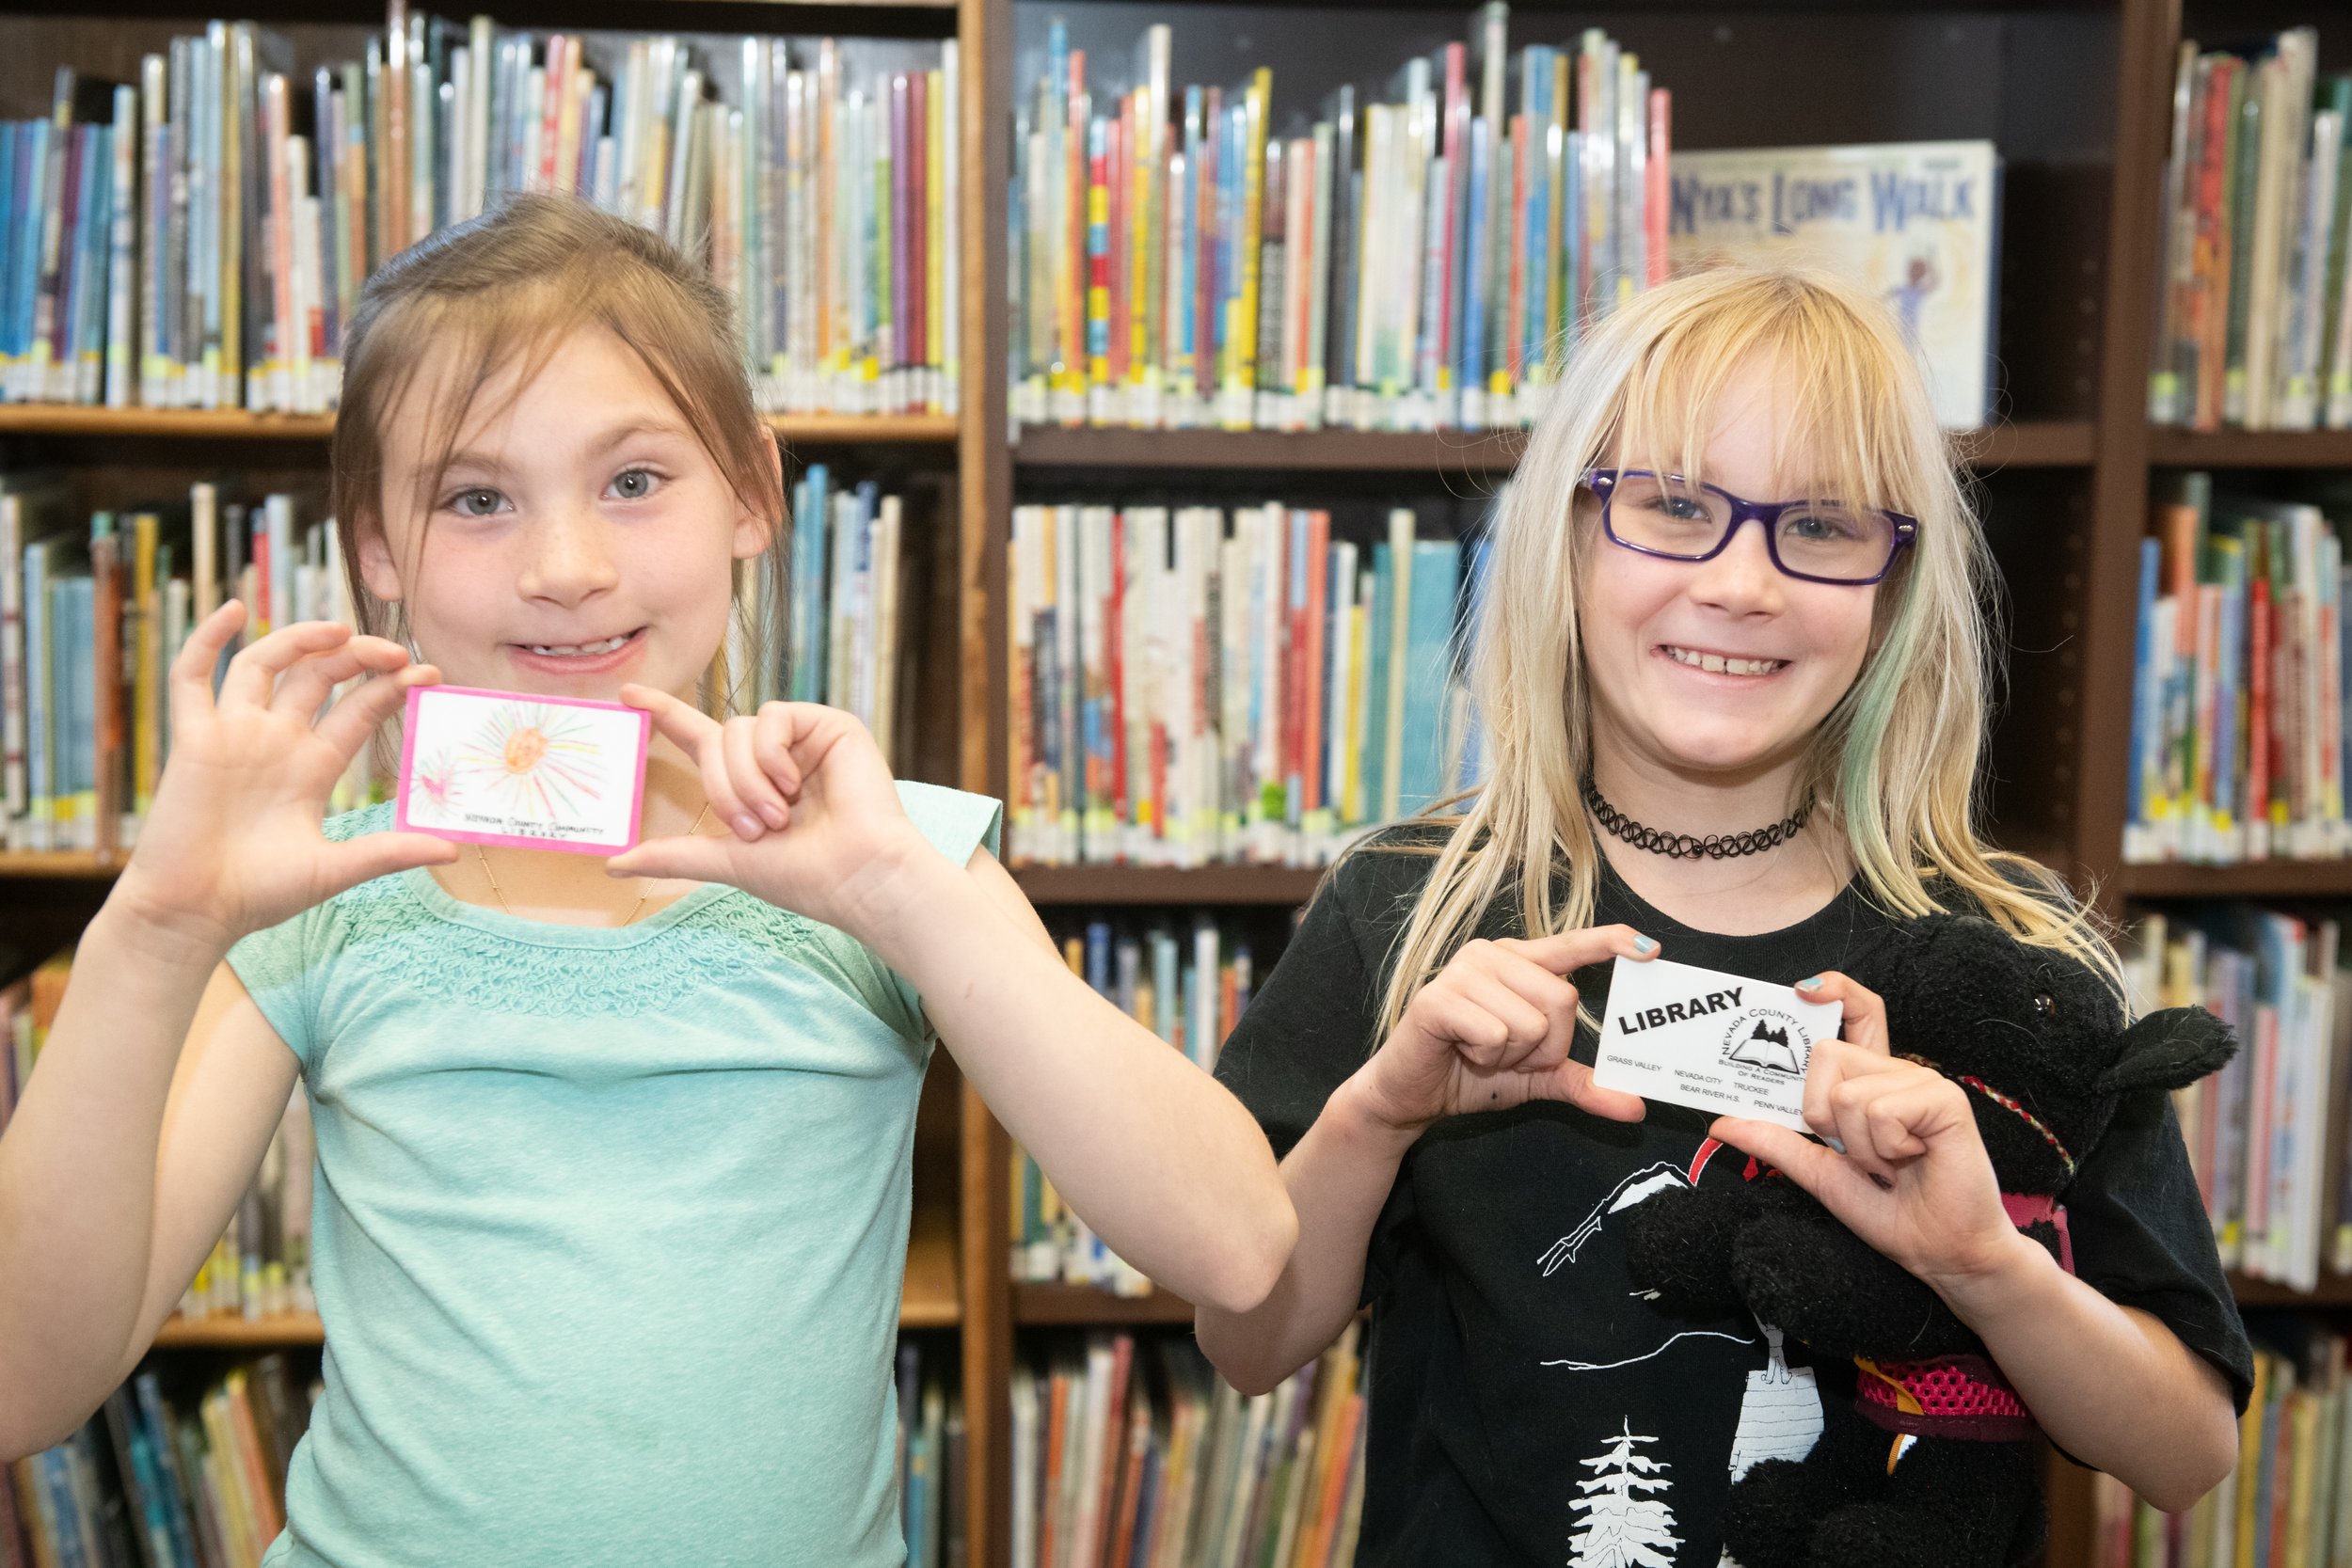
[
  {"x1": 1009, "y1": 12, "x2": 1670, "y2": 432},
  {"x1": 2123, "y1": 474, "x2": 2352, "y2": 864},
  {"x1": 1007, "y1": 499, "x2": 1479, "y2": 867},
  {"x1": 0, "y1": 19, "x2": 960, "y2": 416}
]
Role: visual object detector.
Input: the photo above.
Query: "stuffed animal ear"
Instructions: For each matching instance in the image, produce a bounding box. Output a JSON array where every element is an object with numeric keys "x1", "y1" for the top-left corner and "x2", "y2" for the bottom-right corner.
[{"x1": 2094, "y1": 1006, "x2": 2238, "y2": 1095}]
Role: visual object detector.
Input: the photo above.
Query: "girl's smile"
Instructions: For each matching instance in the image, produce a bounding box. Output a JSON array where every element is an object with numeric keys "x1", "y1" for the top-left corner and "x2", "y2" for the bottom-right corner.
[{"x1": 506, "y1": 624, "x2": 650, "y2": 678}]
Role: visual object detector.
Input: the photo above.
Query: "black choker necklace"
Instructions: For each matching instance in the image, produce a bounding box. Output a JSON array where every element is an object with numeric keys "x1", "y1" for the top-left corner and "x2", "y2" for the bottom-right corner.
[{"x1": 1581, "y1": 776, "x2": 1814, "y2": 861}]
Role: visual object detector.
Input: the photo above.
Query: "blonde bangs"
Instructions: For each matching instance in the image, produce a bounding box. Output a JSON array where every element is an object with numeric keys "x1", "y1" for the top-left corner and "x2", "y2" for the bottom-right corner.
[
  {"x1": 1361, "y1": 261, "x2": 2122, "y2": 1044},
  {"x1": 1613, "y1": 268, "x2": 1941, "y2": 532}
]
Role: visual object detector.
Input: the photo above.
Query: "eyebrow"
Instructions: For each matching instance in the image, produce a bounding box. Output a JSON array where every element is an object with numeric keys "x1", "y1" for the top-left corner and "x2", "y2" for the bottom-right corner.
[
  {"x1": 427, "y1": 420, "x2": 694, "y2": 483},
  {"x1": 581, "y1": 419, "x2": 696, "y2": 455}
]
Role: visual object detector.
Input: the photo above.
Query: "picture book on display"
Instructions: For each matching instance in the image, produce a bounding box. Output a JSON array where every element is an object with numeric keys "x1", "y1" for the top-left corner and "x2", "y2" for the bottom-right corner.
[{"x1": 1666, "y1": 140, "x2": 2001, "y2": 429}]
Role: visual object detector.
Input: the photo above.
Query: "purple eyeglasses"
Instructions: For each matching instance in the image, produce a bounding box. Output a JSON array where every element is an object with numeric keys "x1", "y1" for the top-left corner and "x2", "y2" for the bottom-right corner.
[{"x1": 1582, "y1": 467, "x2": 1918, "y2": 587}]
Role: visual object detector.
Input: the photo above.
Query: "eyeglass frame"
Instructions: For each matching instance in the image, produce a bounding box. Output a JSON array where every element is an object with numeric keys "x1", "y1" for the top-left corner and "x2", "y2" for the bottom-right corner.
[{"x1": 1581, "y1": 467, "x2": 1919, "y2": 587}]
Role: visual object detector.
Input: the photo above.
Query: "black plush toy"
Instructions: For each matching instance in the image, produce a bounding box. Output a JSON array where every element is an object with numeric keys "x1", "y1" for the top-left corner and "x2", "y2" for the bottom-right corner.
[{"x1": 1621, "y1": 911, "x2": 2236, "y2": 1568}]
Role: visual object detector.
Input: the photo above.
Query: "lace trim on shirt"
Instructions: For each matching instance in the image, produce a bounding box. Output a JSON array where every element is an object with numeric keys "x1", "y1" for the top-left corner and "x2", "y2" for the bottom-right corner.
[{"x1": 318, "y1": 804, "x2": 838, "y2": 1019}]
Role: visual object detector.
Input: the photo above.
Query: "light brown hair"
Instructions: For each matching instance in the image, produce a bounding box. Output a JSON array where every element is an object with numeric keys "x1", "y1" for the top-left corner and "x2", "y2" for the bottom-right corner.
[{"x1": 330, "y1": 191, "x2": 786, "y2": 708}]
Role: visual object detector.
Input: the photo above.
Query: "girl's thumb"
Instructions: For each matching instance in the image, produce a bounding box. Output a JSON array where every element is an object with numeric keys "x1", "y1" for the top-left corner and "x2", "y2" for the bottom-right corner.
[
  {"x1": 607, "y1": 833, "x2": 735, "y2": 886},
  {"x1": 326, "y1": 832, "x2": 460, "y2": 896}
]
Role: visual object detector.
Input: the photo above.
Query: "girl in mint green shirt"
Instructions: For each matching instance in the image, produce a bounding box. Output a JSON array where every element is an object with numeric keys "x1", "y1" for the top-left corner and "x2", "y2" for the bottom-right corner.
[{"x1": 0, "y1": 194, "x2": 1295, "y2": 1567}]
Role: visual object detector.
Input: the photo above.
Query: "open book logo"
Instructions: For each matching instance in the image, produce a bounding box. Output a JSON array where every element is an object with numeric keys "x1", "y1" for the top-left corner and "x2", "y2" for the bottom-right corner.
[{"x1": 1721, "y1": 1011, "x2": 1809, "y2": 1077}]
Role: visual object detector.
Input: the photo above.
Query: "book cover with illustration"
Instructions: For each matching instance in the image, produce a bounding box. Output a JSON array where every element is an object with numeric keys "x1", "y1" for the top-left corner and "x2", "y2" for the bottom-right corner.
[{"x1": 1666, "y1": 140, "x2": 2001, "y2": 429}]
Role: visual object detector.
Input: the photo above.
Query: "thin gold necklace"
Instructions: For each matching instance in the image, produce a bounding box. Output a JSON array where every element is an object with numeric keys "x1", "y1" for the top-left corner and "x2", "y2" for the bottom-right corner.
[{"x1": 473, "y1": 802, "x2": 714, "y2": 927}]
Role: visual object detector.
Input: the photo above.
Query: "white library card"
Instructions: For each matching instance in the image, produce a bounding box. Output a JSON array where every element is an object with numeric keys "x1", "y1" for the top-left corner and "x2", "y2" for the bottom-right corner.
[
  {"x1": 395, "y1": 685, "x2": 653, "y2": 856},
  {"x1": 1592, "y1": 956, "x2": 1844, "y2": 1132}
]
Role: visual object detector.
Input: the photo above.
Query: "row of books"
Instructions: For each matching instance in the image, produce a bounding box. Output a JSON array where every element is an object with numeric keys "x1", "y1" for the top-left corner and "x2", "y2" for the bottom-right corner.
[
  {"x1": 0, "y1": 466, "x2": 924, "y2": 854},
  {"x1": 1008, "y1": 501, "x2": 1471, "y2": 867},
  {"x1": 10, "y1": 8, "x2": 957, "y2": 418},
  {"x1": 1012, "y1": 914, "x2": 1263, "y2": 1291},
  {"x1": 2150, "y1": 27, "x2": 2352, "y2": 432},
  {"x1": 2123, "y1": 474, "x2": 2352, "y2": 865},
  {"x1": 767, "y1": 464, "x2": 926, "y2": 771},
  {"x1": 0, "y1": 944, "x2": 318, "y2": 1329},
  {"x1": 3, "y1": 1355, "x2": 315, "y2": 1568},
  {"x1": 2126, "y1": 908, "x2": 2349, "y2": 1291},
  {"x1": 2090, "y1": 1319, "x2": 2352, "y2": 1568},
  {"x1": 895, "y1": 1340, "x2": 967, "y2": 1568},
  {"x1": 1009, "y1": 1325, "x2": 1363, "y2": 1568},
  {"x1": 1009, "y1": 8, "x2": 1669, "y2": 434}
]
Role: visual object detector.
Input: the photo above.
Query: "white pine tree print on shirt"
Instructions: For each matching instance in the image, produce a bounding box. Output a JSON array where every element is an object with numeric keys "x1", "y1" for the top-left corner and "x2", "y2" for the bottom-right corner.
[{"x1": 1568, "y1": 1420, "x2": 1681, "y2": 1568}]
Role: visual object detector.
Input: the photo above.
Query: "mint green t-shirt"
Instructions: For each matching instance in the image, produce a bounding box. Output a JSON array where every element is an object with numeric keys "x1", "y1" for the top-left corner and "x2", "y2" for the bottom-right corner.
[{"x1": 225, "y1": 782, "x2": 1001, "y2": 1568}]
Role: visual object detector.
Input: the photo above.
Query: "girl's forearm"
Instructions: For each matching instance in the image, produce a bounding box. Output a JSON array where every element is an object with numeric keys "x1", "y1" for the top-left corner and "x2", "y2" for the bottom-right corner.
[
  {"x1": 856, "y1": 854, "x2": 1295, "y2": 1316},
  {"x1": 1936, "y1": 1233, "x2": 2239, "y2": 1511},
  {"x1": 0, "y1": 898, "x2": 222, "y2": 1453},
  {"x1": 1198, "y1": 1073, "x2": 1415, "y2": 1395}
]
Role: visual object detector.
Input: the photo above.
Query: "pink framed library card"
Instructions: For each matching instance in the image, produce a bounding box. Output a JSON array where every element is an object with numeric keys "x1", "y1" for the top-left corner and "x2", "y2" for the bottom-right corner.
[{"x1": 394, "y1": 685, "x2": 653, "y2": 856}]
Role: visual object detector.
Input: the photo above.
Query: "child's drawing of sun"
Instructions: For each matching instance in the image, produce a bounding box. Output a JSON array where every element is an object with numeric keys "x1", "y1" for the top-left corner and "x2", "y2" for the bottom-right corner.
[{"x1": 453, "y1": 704, "x2": 605, "y2": 818}]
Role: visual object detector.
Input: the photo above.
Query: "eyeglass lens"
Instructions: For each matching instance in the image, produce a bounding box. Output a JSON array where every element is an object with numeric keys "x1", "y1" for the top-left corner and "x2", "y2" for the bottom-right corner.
[{"x1": 1606, "y1": 472, "x2": 1897, "y2": 581}]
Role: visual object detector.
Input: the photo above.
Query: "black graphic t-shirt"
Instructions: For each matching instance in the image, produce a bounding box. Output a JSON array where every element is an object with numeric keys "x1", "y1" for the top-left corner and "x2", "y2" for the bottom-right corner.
[{"x1": 1213, "y1": 833, "x2": 2255, "y2": 1568}]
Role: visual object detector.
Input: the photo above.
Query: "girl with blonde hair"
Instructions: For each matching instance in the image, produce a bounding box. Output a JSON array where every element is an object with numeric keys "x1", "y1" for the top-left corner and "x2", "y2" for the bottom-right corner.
[{"x1": 1198, "y1": 263, "x2": 2249, "y2": 1566}]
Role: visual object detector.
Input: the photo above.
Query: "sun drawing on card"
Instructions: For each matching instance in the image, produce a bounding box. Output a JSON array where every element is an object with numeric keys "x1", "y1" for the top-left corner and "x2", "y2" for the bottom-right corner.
[{"x1": 453, "y1": 705, "x2": 605, "y2": 817}]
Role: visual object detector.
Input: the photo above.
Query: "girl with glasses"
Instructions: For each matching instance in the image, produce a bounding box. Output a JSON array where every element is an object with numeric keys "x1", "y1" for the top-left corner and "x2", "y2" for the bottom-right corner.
[{"x1": 1196, "y1": 263, "x2": 2248, "y2": 1566}]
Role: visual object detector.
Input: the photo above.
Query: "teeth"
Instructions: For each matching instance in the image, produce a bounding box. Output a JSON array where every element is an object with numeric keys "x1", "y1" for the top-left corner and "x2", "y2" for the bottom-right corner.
[
  {"x1": 1665, "y1": 645, "x2": 1783, "y2": 676},
  {"x1": 526, "y1": 634, "x2": 629, "y2": 657}
]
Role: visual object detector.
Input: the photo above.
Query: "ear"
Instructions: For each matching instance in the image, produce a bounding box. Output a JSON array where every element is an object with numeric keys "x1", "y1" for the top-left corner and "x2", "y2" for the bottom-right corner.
[
  {"x1": 2094, "y1": 1006, "x2": 2237, "y2": 1095},
  {"x1": 355, "y1": 522, "x2": 404, "y2": 604}
]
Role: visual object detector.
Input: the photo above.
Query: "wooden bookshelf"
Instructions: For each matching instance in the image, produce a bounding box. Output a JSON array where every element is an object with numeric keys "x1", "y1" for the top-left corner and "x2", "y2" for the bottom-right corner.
[
  {"x1": 900, "y1": 1196, "x2": 963, "y2": 1330},
  {"x1": 0, "y1": 405, "x2": 958, "y2": 445},
  {"x1": 2117, "y1": 860, "x2": 2352, "y2": 900},
  {"x1": 1011, "y1": 418, "x2": 2092, "y2": 475},
  {"x1": 151, "y1": 1313, "x2": 327, "y2": 1349},
  {"x1": 2145, "y1": 427, "x2": 2352, "y2": 467},
  {"x1": 0, "y1": 849, "x2": 119, "y2": 878},
  {"x1": 1009, "y1": 863, "x2": 1325, "y2": 907},
  {"x1": 1011, "y1": 1284, "x2": 1198, "y2": 1326},
  {"x1": 0, "y1": 0, "x2": 2319, "y2": 1562},
  {"x1": 2228, "y1": 1274, "x2": 2352, "y2": 1310}
]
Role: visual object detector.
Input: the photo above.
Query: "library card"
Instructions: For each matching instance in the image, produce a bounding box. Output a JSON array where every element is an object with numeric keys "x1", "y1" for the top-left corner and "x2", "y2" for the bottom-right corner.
[
  {"x1": 1592, "y1": 956, "x2": 1843, "y2": 1132},
  {"x1": 395, "y1": 685, "x2": 652, "y2": 856}
]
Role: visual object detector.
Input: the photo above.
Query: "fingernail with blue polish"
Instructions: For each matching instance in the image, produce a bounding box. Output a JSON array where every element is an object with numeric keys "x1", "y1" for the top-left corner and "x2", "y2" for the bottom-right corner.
[
  {"x1": 1796, "y1": 975, "x2": 1823, "y2": 991},
  {"x1": 1633, "y1": 935, "x2": 1658, "y2": 955}
]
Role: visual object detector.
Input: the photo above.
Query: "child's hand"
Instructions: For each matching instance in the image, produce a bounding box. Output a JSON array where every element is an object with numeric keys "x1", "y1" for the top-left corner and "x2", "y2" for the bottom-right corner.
[
  {"x1": 1705, "y1": 971, "x2": 2028, "y2": 1295},
  {"x1": 110, "y1": 604, "x2": 458, "y2": 956},
  {"x1": 1344, "y1": 927, "x2": 1655, "y2": 1134},
  {"x1": 607, "y1": 688, "x2": 933, "y2": 936}
]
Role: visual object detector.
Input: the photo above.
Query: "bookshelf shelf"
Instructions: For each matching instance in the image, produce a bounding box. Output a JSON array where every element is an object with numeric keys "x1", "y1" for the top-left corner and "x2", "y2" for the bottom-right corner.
[
  {"x1": 0, "y1": 406, "x2": 958, "y2": 446},
  {"x1": 1011, "y1": 1284, "x2": 1197, "y2": 1326},
  {"x1": 2116, "y1": 861, "x2": 2352, "y2": 900},
  {"x1": 151, "y1": 1314, "x2": 326, "y2": 1350},
  {"x1": 2145, "y1": 428, "x2": 2352, "y2": 467},
  {"x1": 0, "y1": 850, "x2": 119, "y2": 879},
  {"x1": 2226, "y1": 1274, "x2": 2352, "y2": 1309},
  {"x1": 1009, "y1": 864, "x2": 1326, "y2": 906},
  {"x1": 1009, "y1": 419, "x2": 2091, "y2": 476},
  {"x1": 1011, "y1": 425, "x2": 1529, "y2": 474}
]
